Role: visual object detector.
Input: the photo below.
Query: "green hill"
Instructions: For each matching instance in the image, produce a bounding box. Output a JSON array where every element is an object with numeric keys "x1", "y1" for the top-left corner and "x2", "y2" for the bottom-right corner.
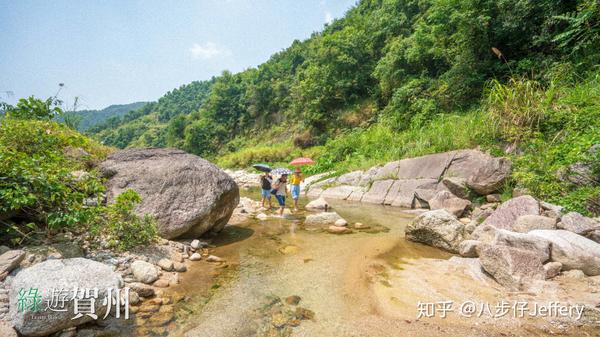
[
  {"x1": 68, "y1": 102, "x2": 147, "y2": 131},
  {"x1": 87, "y1": 0, "x2": 600, "y2": 214}
]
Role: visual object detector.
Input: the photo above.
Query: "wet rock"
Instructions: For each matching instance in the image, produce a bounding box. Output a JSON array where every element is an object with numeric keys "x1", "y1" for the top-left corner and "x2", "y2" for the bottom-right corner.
[
  {"x1": 304, "y1": 212, "x2": 342, "y2": 227},
  {"x1": 100, "y1": 148, "x2": 239, "y2": 239},
  {"x1": 153, "y1": 279, "x2": 170, "y2": 288},
  {"x1": 327, "y1": 226, "x2": 351, "y2": 234},
  {"x1": 294, "y1": 307, "x2": 315, "y2": 320},
  {"x1": 405, "y1": 209, "x2": 466, "y2": 253},
  {"x1": 285, "y1": 295, "x2": 301, "y2": 305},
  {"x1": 353, "y1": 222, "x2": 370, "y2": 229},
  {"x1": 475, "y1": 195, "x2": 540, "y2": 234},
  {"x1": 10, "y1": 258, "x2": 121, "y2": 337},
  {"x1": 305, "y1": 198, "x2": 331, "y2": 211},
  {"x1": 458, "y1": 240, "x2": 481, "y2": 257},
  {"x1": 189, "y1": 253, "x2": 202, "y2": 261},
  {"x1": 157, "y1": 258, "x2": 174, "y2": 272},
  {"x1": 529, "y1": 229, "x2": 600, "y2": 276},
  {"x1": 478, "y1": 245, "x2": 545, "y2": 290},
  {"x1": 543, "y1": 262, "x2": 562, "y2": 279},
  {"x1": 428, "y1": 190, "x2": 471, "y2": 218},
  {"x1": 334, "y1": 218, "x2": 348, "y2": 227},
  {"x1": 513, "y1": 215, "x2": 557, "y2": 233},
  {"x1": 174, "y1": 262, "x2": 187, "y2": 272},
  {"x1": 558, "y1": 211, "x2": 598, "y2": 235},
  {"x1": 131, "y1": 260, "x2": 159, "y2": 284},
  {"x1": 0, "y1": 249, "x2": 25, "y2": 281},
  {"x1": 127, "y1": 282, "x2": 155, "y2": 298},
  {"x1": 207, "y1": 255, "x2": 223, "y2": 262},
  {"x1": 321, "y1": 185, "x2": 363, "y2": 200}
]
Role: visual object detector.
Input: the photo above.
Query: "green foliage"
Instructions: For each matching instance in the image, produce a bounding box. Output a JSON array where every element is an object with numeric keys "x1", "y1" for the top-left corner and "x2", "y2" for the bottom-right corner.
[
  {"x1": 553, "y1": 0, "x2": 600, "y2": 65},
  {"x1": 96, "y1": 189, "x2": 158, "y2": 251},
  {"x1": 0, "y1": 118, "x2": 109, "y2": 245},
  {"x1": 2, "y1": 96, "x2": 63, "y2": 120},
  {"x1": 0, "y1": 112, "x2": 157, "y2": 249}
]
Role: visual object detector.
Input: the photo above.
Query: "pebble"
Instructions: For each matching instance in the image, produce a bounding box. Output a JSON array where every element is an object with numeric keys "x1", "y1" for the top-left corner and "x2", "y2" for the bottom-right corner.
[
  {"x1": 173, "y1": 262, "x2": 187, "y2": 272},
  {"x1": 153, "y1": 279, "x2": 170, "y2": 288},
  {"x1": 207, "y1": 255, "x2": 223, "y2": 263},
  {"x1": 327, "y1": 225, "x2": 351, "y2": 234},
  {"x1": 285, "y1": 295, "x2": 301, "y2": 305},
  {"x1": 190, "y1": 240, "x2": 201, "y2": 250},
  {"x1": 189, "y1": 253, "x2": 202, "y2": 261},
  {"x1": 334, "y1": 219, "x2": 348, "y2": 227},
  {"x1": 353, "y1": 222, "x2": 370, "y2": 229}
]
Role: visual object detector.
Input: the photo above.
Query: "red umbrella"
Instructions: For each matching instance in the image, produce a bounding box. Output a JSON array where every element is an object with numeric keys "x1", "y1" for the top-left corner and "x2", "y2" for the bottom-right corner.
[{"x1": 290, "y1": 157, "x2": 315, "y2": 166}]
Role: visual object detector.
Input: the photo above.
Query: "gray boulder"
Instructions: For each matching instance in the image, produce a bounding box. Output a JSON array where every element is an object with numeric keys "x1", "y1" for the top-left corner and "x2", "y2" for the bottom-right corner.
[
  {"x1": 405, "y1": 209, "x2": 466, "y2": 253},
  {"x1": 558, "y1": 212, "x2": 598, "y2": 235},
  {"x1": 529, "y1": 229, "x2": 600, "y2": 276},
  {"x1": 131, "y1": 260, "x2": 158, "y2": 284},
  {"x1": 9, "y1": 258, "x2": 122, "y2": 337},
  {"x1": 304, "y1": 212, "x2": 342, "y2": 227},
  {"x1": 513, "y1": 215, "x2": 557, "y2": 233},
  {"x1": 321, "y1": 185, "x2": 362, "y2": 200},
  {"x1": 458, "y1": 240, "x2": 481, "y2": 257},
  {"x1": 0, "y1": 250, "x2": 25, "y2": 281},
  {"x1": 428, "y1": 190, "x2": 471, "y2": 218},
  {"x1": 305, "y1": 197, "x2": 330, "y2": 211},
  {"x1": 478, "y1": 245, "x2": 545, "y2": 290},
  {"x1": 441, "y1": 177, "x2": 469, "y2": 199},
  {"x1": 100, "y1": 148, "x2": 239, "y2": 239},
  {"x1": 476, "y1": 195, "x2": 540, "y2": 233},
  {"x1": 491, "y1": 228, "x2": 551, "y2": 262},
  {"x1": 362, "y1": 179, "x2": 394, "y2": 204}
]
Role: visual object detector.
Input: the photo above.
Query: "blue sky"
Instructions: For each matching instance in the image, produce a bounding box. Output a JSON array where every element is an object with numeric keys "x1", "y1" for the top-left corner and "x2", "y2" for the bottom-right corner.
[{"x1": 0, "y1": 0, "x2": 356, "y2": 109}]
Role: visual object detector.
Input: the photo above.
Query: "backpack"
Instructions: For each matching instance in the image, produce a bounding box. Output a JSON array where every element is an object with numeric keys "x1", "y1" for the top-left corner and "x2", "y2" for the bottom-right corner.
[{"x1": 261, "y1": 176, "x2": 272, "y2": 190}]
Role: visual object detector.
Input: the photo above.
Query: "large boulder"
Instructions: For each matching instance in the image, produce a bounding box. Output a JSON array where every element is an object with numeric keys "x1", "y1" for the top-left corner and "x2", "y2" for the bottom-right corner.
[
  {"x1": 405, "y1": 209, "x2": 466, "y2": 253},
  {"x1": 100, "y1": 148, "x2": 239, "y2": 239},
  {"x1": 428, "y1": 190, "x2": 471, "y2": 218},
  {"x1": 476, "y1": 195, "x2": 540, "y2": 232},
  {"x1": 478, "y1": 245, "x2": 545, "y2": 290},
  {"x1": 529, "y1": 230, "x2": 600, "y2": 276},
  {"x1": 463, "y1": 155, "x2": 512, "y2": 195},
  {"x1": 9, "y1": 258, "x2": 122, "y2": 337}
]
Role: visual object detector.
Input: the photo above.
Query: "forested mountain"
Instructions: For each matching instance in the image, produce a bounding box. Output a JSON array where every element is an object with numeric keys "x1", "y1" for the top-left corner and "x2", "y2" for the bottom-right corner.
[
  {"x1": 63, "y1": 102, "x2": 147, "y2": 131},
  {"x1": 87, "y1": 0, "x2": 599, "y2": 213}
]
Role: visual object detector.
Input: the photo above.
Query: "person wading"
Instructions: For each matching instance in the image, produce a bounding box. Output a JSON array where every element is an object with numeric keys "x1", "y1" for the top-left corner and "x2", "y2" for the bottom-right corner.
[
  {"x1": 272, "y1": 174, "x2": 288, "y2": 216},
  {"x1": 290, "y1": 168, "x2": 304, "y2": 211},
  {"x1": 259, "y1": 172, "x2": 273, "y2": 209}
]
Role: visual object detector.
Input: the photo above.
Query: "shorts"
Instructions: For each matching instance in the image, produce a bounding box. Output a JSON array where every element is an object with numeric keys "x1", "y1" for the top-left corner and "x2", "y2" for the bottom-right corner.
[
  {"x1": 291, "y1": 185, "x2": 300, "y2": 200},
  {"x1": 261, "y1": 189, "x2": 272, "y2": 198},
  {"x1": 275, "y1": 195, "x2": 286, "y2": 207}
]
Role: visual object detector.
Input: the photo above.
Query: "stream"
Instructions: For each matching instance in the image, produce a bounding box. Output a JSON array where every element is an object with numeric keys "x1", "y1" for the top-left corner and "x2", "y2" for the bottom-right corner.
[{"x1": 130, "y1": 190, "x2": 596, "y2": 337}]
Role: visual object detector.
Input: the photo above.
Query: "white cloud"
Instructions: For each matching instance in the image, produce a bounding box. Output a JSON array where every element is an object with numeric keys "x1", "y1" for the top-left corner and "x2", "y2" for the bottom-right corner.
[
  {"x1": 325, "y1": 12, "x2": 333, "y2": 24},
  {"x1": 190, "y1": 42, "x2": 230, "y2": 60}
]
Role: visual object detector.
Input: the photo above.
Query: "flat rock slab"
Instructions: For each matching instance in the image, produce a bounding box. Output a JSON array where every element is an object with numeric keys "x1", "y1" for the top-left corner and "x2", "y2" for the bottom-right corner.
[
  {"x1": 321, "y1": 185, "x2": 362, "y2": 200},
  {"x1": 390, "y1": 179, "x2": 438, "y2": 208},
  {"x1": 362, "y1": 179, "x2": 395, "y2": 204},
  {"x1": 397, "y1": 152, "x2": 454, "y2": 180}
]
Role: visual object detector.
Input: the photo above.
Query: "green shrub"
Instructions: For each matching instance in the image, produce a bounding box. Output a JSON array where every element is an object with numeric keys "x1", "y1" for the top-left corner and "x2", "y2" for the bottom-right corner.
[{"x1": 95, "y1": 189, "x2": 158, "y2": 251}]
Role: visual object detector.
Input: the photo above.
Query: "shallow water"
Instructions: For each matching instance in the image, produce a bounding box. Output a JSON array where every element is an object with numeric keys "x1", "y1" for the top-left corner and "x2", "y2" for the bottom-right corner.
[{"x1": 143, "y1": 190, "x2": 597, "y2": 337}]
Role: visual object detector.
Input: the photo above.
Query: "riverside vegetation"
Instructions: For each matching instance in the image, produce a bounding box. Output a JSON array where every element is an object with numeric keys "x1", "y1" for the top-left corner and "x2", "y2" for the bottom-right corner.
[{"x1": 86, "y1": 0, "x2": 599, "y2": 216}]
